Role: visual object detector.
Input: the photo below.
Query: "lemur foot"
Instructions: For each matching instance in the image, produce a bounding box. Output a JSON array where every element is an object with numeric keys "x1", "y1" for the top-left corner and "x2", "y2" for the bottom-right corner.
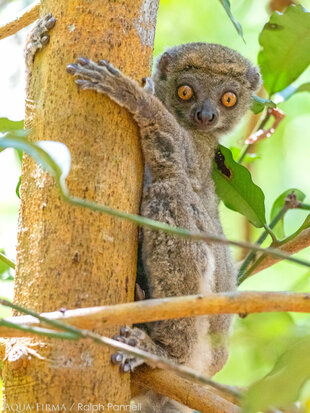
[
  {"x1": 111, "y1": 326, "x2": 161, "y2": 373},
  {"x1": 25, "y1": 13, "x2": 56, "y2": 67},
  {"x1": 67, "y1": 58, "x2": 121, "y2": 93}
]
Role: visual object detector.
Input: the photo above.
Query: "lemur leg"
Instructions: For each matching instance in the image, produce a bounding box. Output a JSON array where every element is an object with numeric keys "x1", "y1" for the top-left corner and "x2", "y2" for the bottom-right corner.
[
  {"x1": 25, "y1": 13, "x2": 56, "y2": 68},
  {"x1": 110, "y1": 326, "x2": 167, "y2": 373}
]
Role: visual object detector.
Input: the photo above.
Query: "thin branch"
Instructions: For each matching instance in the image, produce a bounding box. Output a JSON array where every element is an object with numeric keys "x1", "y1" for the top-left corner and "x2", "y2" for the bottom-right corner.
[
  {"x1": 245, "y1": 108, "x2": 285, "y2": 145},
  {"x1": 60, "y1": 192, "x2": 310, "y2": 270},
  {"x1": 0, "y1": 251, "x2": 15, "y2": 270},
  {"x1": 0, "y1": 0, "x2": 40, "y2": 41},
  {"x1": 238, "y1": 191, "x2": 303, "y2": 283},
  {"x1": 0, "y1": 319, "x2": 78, "y2": 340},
  {"x1": 132, "y1": 367, "x2": 241, "y2": 413},
  {"x1": 238, "y1": 109, "x2": 272, "y2": 163},
  {"x1": 0, "y1": 297, "x2": 241, "y2": 398},
  {"x1": 251, "y1": 227, "x2": 310, "y2": 275},
  {"x1": 299, "y1": 203, "x2": 310, "y2": 211},
  {"x1": 1, "y1": 291, "x2": 310, "y2": 341}
]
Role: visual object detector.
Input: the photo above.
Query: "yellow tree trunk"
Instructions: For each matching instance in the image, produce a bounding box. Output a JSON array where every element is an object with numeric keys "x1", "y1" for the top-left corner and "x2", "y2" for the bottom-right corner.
[{"x1": 2, "y1": 0, "x2": 159, "y2": 410}]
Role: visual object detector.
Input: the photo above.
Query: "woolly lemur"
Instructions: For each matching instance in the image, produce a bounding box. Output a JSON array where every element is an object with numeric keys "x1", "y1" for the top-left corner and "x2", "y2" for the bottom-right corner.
[{"x1": 27, "y1": 17, "x2": 261, "y2": 413}]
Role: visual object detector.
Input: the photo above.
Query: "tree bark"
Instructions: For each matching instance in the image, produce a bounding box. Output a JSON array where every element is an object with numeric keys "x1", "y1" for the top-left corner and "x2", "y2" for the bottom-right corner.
[{"x1": 2, "y1": 0, "x2": 158, "y2": 410}]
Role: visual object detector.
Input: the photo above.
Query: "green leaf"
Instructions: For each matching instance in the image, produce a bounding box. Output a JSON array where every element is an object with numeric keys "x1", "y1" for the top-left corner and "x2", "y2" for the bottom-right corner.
[
  {"x1": 212, "y1": 145, "x2": 266, "y2": 228},
  {"x1": 0, "y1": 118, "x2": 24, "y2": 132},
  {"x1": 218, "y1": 0, "x2": 244, "y2": 41},
  {"x1": 16, "y1": 176, "x2": 21, "y2": 199},
  {"x1": 0, "y1": 132, "x2": 71, "y2": 190},
  {"x1": 258, "y1": 5, "x2": 310, "y2": 96},
  {"x1": 251, "y1": 95, "x2": 277, "y2": 114},
  {"x1": 274, "y1": 82, "x2": 310, "y2": 103},
  {"x1": 242, "y1": 336, "x2": 310, "y2": 413},
  {"x1": 270, "y1": 188, "x2": 306, "y2": 239}
]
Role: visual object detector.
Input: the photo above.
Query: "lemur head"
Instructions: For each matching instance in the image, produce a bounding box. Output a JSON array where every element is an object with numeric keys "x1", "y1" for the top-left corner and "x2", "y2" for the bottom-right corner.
[{"x1": 153, "y1": 42, "x2": 261, "y2": 137}]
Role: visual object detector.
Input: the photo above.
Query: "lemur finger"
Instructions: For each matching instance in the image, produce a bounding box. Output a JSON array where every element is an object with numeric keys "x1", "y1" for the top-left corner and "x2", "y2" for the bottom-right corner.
[
  {"x1": 40, "y1": 35, "x2": 50, "y2": 47},
  {"x1": 67, "y1": 64, "x2": 102, "y2": 81},
  {"x1": 120, "y1": 356, "x2": 144, "y2": 373},
  {"x1": 111, "y1": 352, "x2": 123, "y2": 365},
  {"x1": 98, "y1": 60, "x2": 120, "y2": 76},
  {"x1": 45, "y1": 16, "x2": 56, "y2": 30}
]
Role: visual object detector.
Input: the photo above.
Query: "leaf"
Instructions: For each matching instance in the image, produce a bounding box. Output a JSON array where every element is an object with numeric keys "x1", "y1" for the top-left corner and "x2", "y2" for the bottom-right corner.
[
  {"x1": 270, "y1": 188, "x2": 306, "y2": 239},
  {"x1": 218, "y1": 0, "x2": 244, "y2": 41},
  {"x1": 212, "y1": 145, "x2": 266, "y2": 228},
  {"x1": 258, "y1": 5, "x2": 310, "y2": 96},
  {"x1": 0, "y1": 118, "x2": 24, "y2": 132},
  {"x1": 16, "y1": 176, "x2": 21, "y2": 199},
  {"x1": 274, "y1": 82, "x2": 310, "y2": 103},
  {"x1": 0, "y1": 132, "x2": 71, "y2": 190},
  {"x1": 242, "y1": 336, "x2": 310, "y2": 413},
  {"x1": 251, "y1": 95, "x2": 277, "y2": 114}
]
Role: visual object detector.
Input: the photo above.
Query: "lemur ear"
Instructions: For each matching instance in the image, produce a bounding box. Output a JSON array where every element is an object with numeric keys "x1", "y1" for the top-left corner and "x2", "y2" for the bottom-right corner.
[
  {"x1": 246, "y1": 66, "x2": 262, "y2": 91},
  {"x1": 157, "y1": 52, "x2": 172, "y2": 79}
]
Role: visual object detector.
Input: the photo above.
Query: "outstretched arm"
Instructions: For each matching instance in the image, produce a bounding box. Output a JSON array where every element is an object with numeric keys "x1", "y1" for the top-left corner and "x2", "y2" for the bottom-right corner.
[{"x1": 67, "y1": 58, "x2": 192, "y2": 181}]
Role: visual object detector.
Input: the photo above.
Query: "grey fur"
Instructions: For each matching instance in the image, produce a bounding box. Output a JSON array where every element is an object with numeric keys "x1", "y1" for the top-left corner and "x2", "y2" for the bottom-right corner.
[{"x1": 65, "y1": 43, "x2": 261, "y2": 412}]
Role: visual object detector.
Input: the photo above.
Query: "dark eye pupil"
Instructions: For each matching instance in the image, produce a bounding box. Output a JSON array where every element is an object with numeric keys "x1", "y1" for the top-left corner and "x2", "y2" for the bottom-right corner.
[
  {"x1": 227, "y1": 97, "x2": 231, "y2": 102},
  {"x1": 183, "y1": 90, "x2": 187, "y2": 96}
]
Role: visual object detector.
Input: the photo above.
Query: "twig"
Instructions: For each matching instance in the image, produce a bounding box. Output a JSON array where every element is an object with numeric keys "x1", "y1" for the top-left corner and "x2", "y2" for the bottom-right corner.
[
  {"x1": 1, "y1": 291, "x2": 310, "y2": 340},
  {"x1": 245, "y1": 108, "x2": 285, "y2": 145},
  {"x1": 0, "y1": 297, "x2": 241, "y2": 398},
  {"x1": 60, "y1": 193, "x2": 310, "y2": 270},
  {"x1": 251, "y1": 227, "x2": 310, "y2": 275},
  {"x1": 132, "y1": 367, "x2": 241, "y2": 413},
  {"x1": 238, "y1": 191, "x2": 302, "y2": 283},
  {"x1": 0, "y1": 0, "x2": 40, "y2": 41},
  {"x1": 238, "y1": 110, "x2": 271, "y2": 163},
  {"x1": 0, "y1": 252, "x2": 15, "y2": 270}
]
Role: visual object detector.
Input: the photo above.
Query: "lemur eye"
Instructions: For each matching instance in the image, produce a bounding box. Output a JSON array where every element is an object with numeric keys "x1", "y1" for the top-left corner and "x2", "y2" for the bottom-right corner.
[
  {"x1": 221, "y1": 92, "x2": 237, "y2": 107},
  {"x1": 178, "y1": 85, "x2": 193, "y2": 101}
]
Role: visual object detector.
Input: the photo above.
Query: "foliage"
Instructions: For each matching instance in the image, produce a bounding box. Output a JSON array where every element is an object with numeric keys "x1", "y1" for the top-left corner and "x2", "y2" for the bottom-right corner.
[
  {"x1": 212, "y1": 145, "x2": 266, "y2": 228},
  {"x1": 243, "y1": 336, "x2": 310, "y2": 413},
  {"x1": 270, "y1": 188, "x2": 306, "y2": 239},
  {"x1": 258, "y1": 5, "x2": 310, "y2": 96},
  {"x1": 218, "y1": 0, "x2": 244, "y2": 40}
]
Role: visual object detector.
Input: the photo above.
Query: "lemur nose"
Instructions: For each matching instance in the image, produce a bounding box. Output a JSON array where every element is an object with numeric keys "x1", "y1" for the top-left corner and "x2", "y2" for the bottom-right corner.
[
  {"x1": 194, "y1": 101, "x2": 218, "y2": 126},
  {"x1": 195, "y1": 110, "x2": 217, "y2": 124}
]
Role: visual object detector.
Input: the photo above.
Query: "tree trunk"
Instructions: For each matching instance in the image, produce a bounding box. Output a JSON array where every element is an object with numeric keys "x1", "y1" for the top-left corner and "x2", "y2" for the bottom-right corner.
[{"x1": 2, "y1": 0, "x2": 159, "y2": 410}]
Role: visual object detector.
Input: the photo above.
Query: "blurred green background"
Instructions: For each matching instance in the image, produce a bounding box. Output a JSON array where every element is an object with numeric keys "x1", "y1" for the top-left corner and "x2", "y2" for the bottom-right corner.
[{"x1": 1, "y1": 0, "x2": 310, "y2": 409}]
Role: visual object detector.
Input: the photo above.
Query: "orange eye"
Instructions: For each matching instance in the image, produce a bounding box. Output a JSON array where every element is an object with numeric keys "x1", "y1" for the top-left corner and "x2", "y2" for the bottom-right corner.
[
  {"x1": 221, "y1": 92, "x2": 237, "y2": 107},
  {"x1": 178, "y1": 85, "x2": 193, "y2": 101}
]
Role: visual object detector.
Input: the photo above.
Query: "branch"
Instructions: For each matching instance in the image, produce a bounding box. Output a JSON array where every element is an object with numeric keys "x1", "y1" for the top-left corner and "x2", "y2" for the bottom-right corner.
[
  {"x1": 0, "y1": 298, "x2": 242, "y2": 404},
  {"x1": 132, "y1": 367, "x2": 241, "y2": 413},
  {"x1": 0, "y1": 0, "x2": 39, "y2": 41},
  {"x1": 61, "y1": 194, "x2": 310, "y2": 269},
  {"x1": 251, "y1": 227, "x2": 310, "y2": 275},
  {"x1": 0, "y1": 251, "x2": 15, "y2": 269},
  {"x1": 1, "y1": 291, "x2": 310, "y2": 340}
]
